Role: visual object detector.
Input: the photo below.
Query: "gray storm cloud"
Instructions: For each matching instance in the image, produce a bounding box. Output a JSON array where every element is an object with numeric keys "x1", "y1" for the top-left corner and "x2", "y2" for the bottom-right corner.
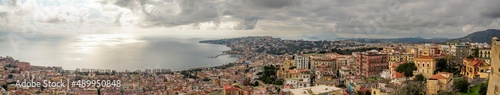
[
  {"x1": 0, "y1": 0, "x2": 499, "y2": 38},
  {"x1": 104, "y1": 0, "x2": 500, "y2": 37},
  {"x1": 101, "y1": 0, "x2": 304, "y2": 29}
]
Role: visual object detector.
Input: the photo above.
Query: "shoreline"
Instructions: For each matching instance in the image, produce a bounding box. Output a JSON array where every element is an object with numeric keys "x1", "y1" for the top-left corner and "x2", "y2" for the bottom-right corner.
[{"x1": 5, "y1": 41, "x2": 247, "y2": 73}]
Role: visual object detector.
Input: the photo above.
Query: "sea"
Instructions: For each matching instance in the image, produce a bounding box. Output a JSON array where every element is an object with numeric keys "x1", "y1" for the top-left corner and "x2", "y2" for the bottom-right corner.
[{"x1": 0, "y1": 33, "x2": 238, "y2": 71}]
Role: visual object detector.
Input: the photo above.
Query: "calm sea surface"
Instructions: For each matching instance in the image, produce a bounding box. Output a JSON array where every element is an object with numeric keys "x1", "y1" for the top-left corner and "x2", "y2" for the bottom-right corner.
[{"x1": 0, "y1": 34, "x2": 237, "y2": 71}]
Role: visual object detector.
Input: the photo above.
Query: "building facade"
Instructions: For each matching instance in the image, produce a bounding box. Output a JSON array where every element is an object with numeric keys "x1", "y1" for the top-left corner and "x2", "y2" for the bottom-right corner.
[
  {"x1": 427, "y1": 72, "x2": 453, "y2": 95},
  {"x1": 487, "y1": 37, "x2": 500, "y2": 95},
  {"x1": 358, "y1": 51, "x2": 388, "y2": 78},
  {"x1": 461, "y1": 58, "x2": 490, "y2": 79},
  {"x1": 415, "y1": 56, "x2": 436, "y2": 78},
  {"x1": 455, "y1": 45, "x2": 471, "y2": 65},
  {"x1": 285, "y1": 69, "x2": 312, "y2": 89},
  {"x1": 295, "y1": 55, "x2": 310, "y2": 69},
  {"x1": 310, "y1": 59, "x2": 336, "y2": 70},
  {"x1": 479, "y1": 47, "x2": 491, "y2": 64},
  {"x1": 277, "y1": 60, "x2": 295, "y2": 79}
]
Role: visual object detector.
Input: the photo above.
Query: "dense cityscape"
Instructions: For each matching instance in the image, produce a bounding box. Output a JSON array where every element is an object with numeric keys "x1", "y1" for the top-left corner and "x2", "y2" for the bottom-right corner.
[
  {"x1": 1, "y1": 35, "x2": 499, "y2": 95},
  {"x1": 3, "y1": 0, "x2": 500, "y2": 94}
]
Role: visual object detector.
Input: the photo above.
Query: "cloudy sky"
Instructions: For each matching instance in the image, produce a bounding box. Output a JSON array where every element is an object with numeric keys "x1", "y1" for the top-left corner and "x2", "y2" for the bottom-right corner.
[{"x1": 1, "y1": 0, "x2": 500, "y2": 38}]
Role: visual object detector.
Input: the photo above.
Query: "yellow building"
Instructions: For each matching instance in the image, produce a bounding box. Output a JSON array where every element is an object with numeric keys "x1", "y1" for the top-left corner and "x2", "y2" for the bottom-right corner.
[
  {"x1": 278, "y1": 60, "x2": 295, "y2": 79},
  {"x1": 415, "y1": 56, "x2": 436, "y2": 78},
  {"x1": 310, "y1": 59, "x2": 336, "y2": 70},
  {"x1": 388, "y1": 54, "x2": 402, "y2": 62},
  {"x1": 417, "y1": 45, "x2": 431, "y2": 57},
  {"x1": 314, "y1": 74, "x2": 337, "y2": 86},
  {"x1": 461, "y1": 58, "x2": 490, "y2": 79},
  {"x1": 479, "y1": 48, "x2": 491, "y2": 64},
  {"x1": 402, "y1": 53, "x2": 415, "y2": 62},
  {"x1": 427, "y1": 72, "x2": 453, "y2": 95},
  {"x1": 487, "y1": 37, "x2": 500, "y2": 95},
  {"x1": 284, "y1": 69, "x2": 312, "y2": 79}
]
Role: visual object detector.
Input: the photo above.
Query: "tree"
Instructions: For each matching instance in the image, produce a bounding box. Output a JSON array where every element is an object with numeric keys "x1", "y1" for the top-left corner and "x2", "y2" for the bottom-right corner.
[
  {"x1": 40, "y1": 85, "x2": 45, "y2": 91},
  {"x1": 357, "y1": 91, "x2": 363, "y2": 95},
  {"x1": 259, "y1": 65, "x2": 279, "y2": 84},
  {"x1": 466, "y1": 55, "x2": 474, "y2": 59},
  {"x1": 396, "y1": 62, "x2": 418, "y2": 78},
  {"x1": 393, "y1": 81, "x2": 425, "y2": 95},
  {"x1": 7, "y1": 74, "x2": 13, "y2": 79},
  {"x1": 453, "y1": 77, "x2": 470, "y2": 93},
  {"x1": 364, "y1": 91, "x2": 371, "y2": 95},
  {"x1": 472, "y1": 48, "x2": 479, "y2": 57},
  {"x1": 479, "y1": 82, "x2": 488, "y2": 95},
  {"x1": 252, "y1": 81, "x2": 259, "y2": 86},
  {"x1": 202, "y1": 78, "x2": 210, "y2": 82},
  {"x1": 435, "y1": 58, "x2": 449, "y2": 73},
  {"x1": 273, "y1": 80, "x2": 283, "y2": 85},
  {"x1": 415, "y1": 74, "x2": 425, "y2": 81},
  {"x1": 356, "y1": 91, "x2": 371, "y2": 95}
]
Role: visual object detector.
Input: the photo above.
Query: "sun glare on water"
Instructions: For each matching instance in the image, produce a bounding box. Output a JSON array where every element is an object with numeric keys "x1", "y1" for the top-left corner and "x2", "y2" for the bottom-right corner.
[{"x1": 73, "y1": 34, "x2": 144, "y2": 54}]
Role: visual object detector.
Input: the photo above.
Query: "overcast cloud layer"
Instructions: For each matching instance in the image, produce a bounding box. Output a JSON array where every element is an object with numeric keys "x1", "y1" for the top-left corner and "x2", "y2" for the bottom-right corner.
[{"x1": 0, "y1": 0, "x2": 500, "y2": 38}]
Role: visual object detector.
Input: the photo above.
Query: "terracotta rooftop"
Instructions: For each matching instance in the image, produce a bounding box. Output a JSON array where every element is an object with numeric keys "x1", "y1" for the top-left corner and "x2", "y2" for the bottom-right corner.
[
  {"x1": 429, "y1": 72, "x2": 452, "y2": 80},
  {"x1": 289, "y1": 69, "x2": 309, "y2": 74},
  {"x1": 463, "y1": 58, "x2": 489, "y2": 67},
  {"x1": 223, "y1": 84, "x2": 240, "y2": 91},
  {"x1": 393, "y1": 72, "x2": 404, "y2": 79}
]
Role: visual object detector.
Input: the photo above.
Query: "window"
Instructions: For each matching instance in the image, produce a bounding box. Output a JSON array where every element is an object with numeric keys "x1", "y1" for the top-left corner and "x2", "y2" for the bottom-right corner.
[{"x1": 495, "y1": 85, "x2": 499, "y2": 93}]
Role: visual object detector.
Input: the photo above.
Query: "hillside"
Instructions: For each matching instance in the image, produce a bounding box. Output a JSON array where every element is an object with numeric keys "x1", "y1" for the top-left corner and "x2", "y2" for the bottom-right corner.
[
  {"x1": 346, "y1": 29, "x2": 500, "y2": 44},
  {"x1": 449, "y1": 29, "x2": 500, "y2": 44},
  {"x1": 346, "y1": 37, "x2": 449, "y2": 43}
]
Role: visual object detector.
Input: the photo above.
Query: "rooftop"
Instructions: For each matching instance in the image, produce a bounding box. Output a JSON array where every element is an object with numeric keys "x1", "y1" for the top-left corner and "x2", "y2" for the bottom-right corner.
[
  {"x1": 429, "y1": 72, "x2": 452, "y2": 80},
  {"x1": 464, "y1": 58, "x2": 489, "y2": 67},
  {"x1": 289, "y1": 85, "x2": 342, "y2": 95}
]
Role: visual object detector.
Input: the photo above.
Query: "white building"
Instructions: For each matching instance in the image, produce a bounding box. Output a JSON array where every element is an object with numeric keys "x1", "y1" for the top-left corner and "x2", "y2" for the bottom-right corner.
[
  {"x1": 380, "y1": 70, "x2": 391, "y2": 79},
  {"x1": 285, "y1": 71, "x2": 312, "y2": 89},
  {"x1": 295, "y1": 55, "x2": 310, "y2": 69}
]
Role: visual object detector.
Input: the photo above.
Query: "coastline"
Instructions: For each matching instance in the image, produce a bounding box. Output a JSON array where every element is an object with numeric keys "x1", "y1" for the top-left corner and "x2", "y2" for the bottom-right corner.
[{"x1": 38, "y1": 40, "x2": 245, "y2": 72}]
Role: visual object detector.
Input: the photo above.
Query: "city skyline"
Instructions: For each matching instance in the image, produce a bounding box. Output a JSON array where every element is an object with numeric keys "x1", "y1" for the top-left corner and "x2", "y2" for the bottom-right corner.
[{"x1": 2, "y1": 0, "x2": 500, "y2": 95}]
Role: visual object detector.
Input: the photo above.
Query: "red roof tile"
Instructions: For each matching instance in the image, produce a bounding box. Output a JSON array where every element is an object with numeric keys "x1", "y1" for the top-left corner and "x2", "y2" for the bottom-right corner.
[
  {"x1": 429, "y1": 72, "x2": 452, "y2": 80},
  {"x1": 394, "y1": 72, "x2": 404, "y2": 79},
  {"x1": 223, "y1": 84, "x2": 239, "y2": 91}
]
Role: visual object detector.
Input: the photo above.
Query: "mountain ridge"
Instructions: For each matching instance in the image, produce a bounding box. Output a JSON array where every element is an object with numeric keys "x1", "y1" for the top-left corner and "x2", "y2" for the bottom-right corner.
[
  {"x1": 449, "y1": 29, "x2": 500, "y2": 44},
  {"x1": 345, "y1": 29, "x2": 500, "y2": 44}
]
